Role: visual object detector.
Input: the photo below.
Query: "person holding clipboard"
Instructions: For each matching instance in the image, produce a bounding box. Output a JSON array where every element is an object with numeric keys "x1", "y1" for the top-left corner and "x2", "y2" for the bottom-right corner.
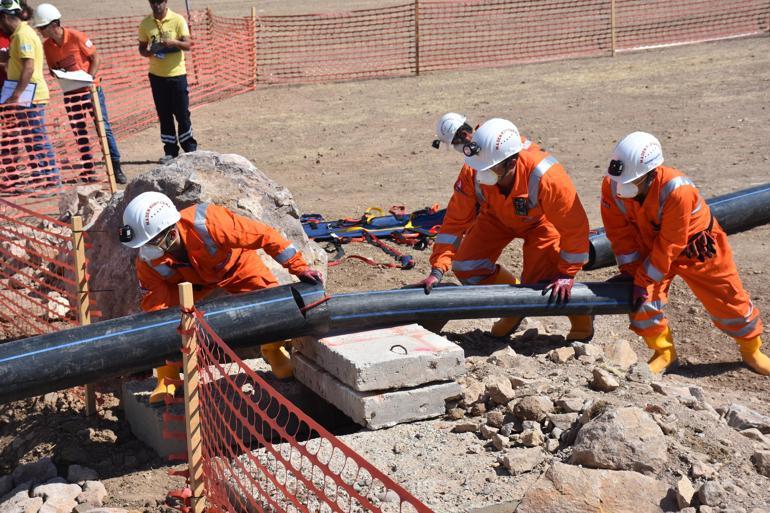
[
  {"x1": 0, "y1": 0, "x2": 59, "y2": 192},
  {"x1": 34, "y1": 3, "x2": 127, "y2": 185}
]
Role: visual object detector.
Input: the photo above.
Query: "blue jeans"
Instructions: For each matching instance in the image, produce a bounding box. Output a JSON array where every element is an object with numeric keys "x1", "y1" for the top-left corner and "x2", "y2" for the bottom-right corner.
[
  {"x1": 16, "y1": 104, "x2": 60, "y2": 188},
  {"x1": 63, "y1": 86, "x2": 121, "y2": 173}
]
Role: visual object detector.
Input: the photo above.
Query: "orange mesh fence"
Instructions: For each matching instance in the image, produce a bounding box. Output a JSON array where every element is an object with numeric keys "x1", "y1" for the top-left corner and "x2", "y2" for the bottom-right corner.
[
  {"x1": 0, "y1": 200, "x2": 99, "y2": 338},
  {"x1": 253, "y1": 4, "x2": 417, "y2": 85},
  {"x1": 53, "y1": 2, "x2": 768, "y2": 138},
  {"x1": 193, "y1": 311, "x2": 434, "y2": 513},
  {"x1": 614, "y1": 0, "x2": 770, "y2": 50},
  {"x1": 0, "y1": 93, "x2": 113, "y2": 214}
]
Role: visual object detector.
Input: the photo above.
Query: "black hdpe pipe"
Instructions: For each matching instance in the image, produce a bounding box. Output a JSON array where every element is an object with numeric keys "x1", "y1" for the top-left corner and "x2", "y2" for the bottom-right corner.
[
  {"x1": 586, "y1": 182, "x2": 770, "y2": 270},
  {"x1": 0, "y1": 282, "x2": 633, "y2": 404},
  {"x1": 0, "y1": 283, "x2": 327, "y2": 404}
]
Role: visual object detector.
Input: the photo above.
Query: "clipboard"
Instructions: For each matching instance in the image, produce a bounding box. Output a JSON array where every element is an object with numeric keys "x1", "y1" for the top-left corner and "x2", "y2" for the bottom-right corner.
[
  {"x1": 52, "y1": 69, "x2": 95, "y2": 93},
  {"x1": 0, "y1": 80, "x2": 37, "y2": 107}
]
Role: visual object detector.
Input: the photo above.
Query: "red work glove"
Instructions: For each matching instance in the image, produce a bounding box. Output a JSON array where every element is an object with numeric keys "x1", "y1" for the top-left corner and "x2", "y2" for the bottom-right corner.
[
  {"x1": 632, "y1": 284, "x2": 649, "y2": 312},
  {"x1": 542, "y1": 274, "x2": 574, "y2": 304},
  {"x1": 684, "y1": 231, "x2": 717, "y2": 262},
  {"x1": 298, "y1": 269, "x2": 324, "y2": 285},
  {"x1": 408, "y1": 269, "x2": 443, "y2": 295}
]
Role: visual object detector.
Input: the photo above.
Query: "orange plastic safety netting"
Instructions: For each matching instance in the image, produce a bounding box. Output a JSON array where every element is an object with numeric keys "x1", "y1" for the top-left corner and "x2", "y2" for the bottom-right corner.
[
  {"x1": 0, "y1": 199, "x2": 100, "y2": 338},
  {"x1": 192, "y1": 311, "x2": 434, "y2": 513},
  {"x1": 0, "y1": 93, "x2": 113, "y2": 214}
]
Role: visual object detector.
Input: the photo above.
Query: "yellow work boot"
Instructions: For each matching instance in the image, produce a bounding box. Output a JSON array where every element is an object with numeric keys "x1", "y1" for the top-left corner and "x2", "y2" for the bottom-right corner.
[
  {"x1": 149, "y1": 364, "x2": 181, "y2": 405},
  {"x1": 261, "y1": 342, "x2": 294, "y2": 379},
  {"x1": 489, "y1": 266, "x2": 523, "y2": 338},
  {"x1": 735, "y1": 336, "x2": 770, "y2": 375},
  {"x1": 566, "y1": 315, "x2": 594, "y2": 342},
  {"x1": 644, "y1": 327, "x2": 677, "y2": 374}
]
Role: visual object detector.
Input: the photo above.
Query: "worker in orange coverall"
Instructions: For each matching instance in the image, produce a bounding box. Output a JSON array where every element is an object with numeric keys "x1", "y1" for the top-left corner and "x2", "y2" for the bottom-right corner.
[
  {"x1": 120, "y1": 191, "x2": 323, "y2": 403},
  {"x1": 601, "y1": 131, "x2": 769, "y2": 375},
  {"x1": 414, "y1": 117, "x2": 593, "y2": 341}
]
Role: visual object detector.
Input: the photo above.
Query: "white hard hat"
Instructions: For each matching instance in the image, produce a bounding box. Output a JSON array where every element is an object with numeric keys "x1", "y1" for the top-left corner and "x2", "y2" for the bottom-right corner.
[
  {"x1": 434, "y1": 112, "x2": 467, "y2": 147},
  {"x1": 33, "y1": 3, "x2": 62, "y2": 27},
  {"x1": 120, "y1": 191, "x2": 181, "y2": 248},
  {"x1": 607, "y1": 131, "x2": 664, "y2": 186},
  {"x1": 464, "y1": 118, "x2": 523, "y2": 171}
]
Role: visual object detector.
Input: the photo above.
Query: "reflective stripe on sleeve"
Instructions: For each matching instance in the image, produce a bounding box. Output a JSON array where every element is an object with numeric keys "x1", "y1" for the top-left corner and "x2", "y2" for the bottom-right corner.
[
  {"x1": 527, "y1": 155, "x2": 558, "y2": 208},
  {"x1": 610, "y1": 181, "x2": 627, "y2": 215},
  {"x1": 152, "y1": 264, "x2": 175, "y2": 278},
  {"x1": 452, "y1": 258, "x2": 496, "y2": 273},
  {"x1": 275, "y1": 244, "x2": 298, "y2": 264},
  {"x1": 560, "y1": 250, "x2": 589, "y2": 264},
  {"x1": 657, "y1": 176, "x2": 695, "y2": 223},
  {"x1": 435, "y1": 233, "x2": 459, "y2": 245},
  {"x1": 194, "y1": 203, "x2": 219, "y2": 256},
  {"x1": 615, "y1": 251, "x2": 640, "y2": 266},
  {"x1": 643, "y1": 258, "x2": 665, "y2": 282}
]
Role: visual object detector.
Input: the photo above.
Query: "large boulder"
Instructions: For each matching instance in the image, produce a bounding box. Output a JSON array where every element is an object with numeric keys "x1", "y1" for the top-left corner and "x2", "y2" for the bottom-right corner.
[
  {"x1": 87, "y1": 152, "x2": 327, "y2": 319},
  {"x1": 517, "y1": 462, "x2": 676, "y2": 513},
  {"x1": 570, "y1": 406, "x2": 668, "y2": 475}
]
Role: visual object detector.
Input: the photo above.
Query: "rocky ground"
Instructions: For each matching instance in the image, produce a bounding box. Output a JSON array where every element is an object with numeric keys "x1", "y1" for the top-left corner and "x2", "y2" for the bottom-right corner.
[{"x1": 2, "y1": 26, "x2": 770, "y2": 513}]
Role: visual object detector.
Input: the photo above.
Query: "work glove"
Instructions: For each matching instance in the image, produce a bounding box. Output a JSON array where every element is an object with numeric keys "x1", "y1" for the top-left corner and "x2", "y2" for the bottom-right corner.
[
  {"x1": 298, "y1": 269, "x2": 324, "y2": 285},
  {"x1": 606, "y1": 272, "x2": 633, "y2": 283},
  {"x1": 543, "y1": 274, "x2": 574, "y2": 304},
  {"x1": 684, "y1": 231, "x2": 717, "y2": 262},
  {"x1": 632, "y1": 283, "x2": 649, "y2": 312},
  {"x1": 408, "y1": 268, "x2": 444, "y2": 295}
]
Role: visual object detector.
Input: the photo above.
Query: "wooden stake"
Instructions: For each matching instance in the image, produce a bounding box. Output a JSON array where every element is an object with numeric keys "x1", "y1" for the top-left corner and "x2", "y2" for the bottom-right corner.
[
  {"x1": 72, "y1": 216, "x2": 96, "y2": 416},
  {"x1": 179, "y1": 282, "x2": 205, "y2": 513},
  {"x1": 89, "y1": 85, "x2": 117, "y2": 193},
  {"x1": 414, "y1": 0, "x2": 421, "y2": 76},
  {"x1": 610, "y1": 0, "x2": 617, "y2": 56}
]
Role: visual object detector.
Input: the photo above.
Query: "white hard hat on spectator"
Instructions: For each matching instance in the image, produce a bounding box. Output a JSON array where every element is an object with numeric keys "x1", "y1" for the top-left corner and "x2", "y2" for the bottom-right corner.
[
  {"x1": 120, "y1": 192, "x2": 181, "y2": 248},
  {"x1": 33, "y1": 3, "x2": 61, "y2": 27},
  {"x1": 607, "y1": 131, "x2": 664, "y2": 197},
  {"x1": 463, "y1": 118, "x2": 523, "y2": 172}
]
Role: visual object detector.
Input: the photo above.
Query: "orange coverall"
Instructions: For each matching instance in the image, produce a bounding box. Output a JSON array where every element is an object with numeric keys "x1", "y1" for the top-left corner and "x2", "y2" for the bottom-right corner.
[
  {"x1": 600, "y1": 166, "x2": 762, "y2": 339},
  {"x1": 450, "y1": 145, "x2": 589, "y2": 285},
  {"x1": 137, "y1": 203, "x2": 309, "y2": 313},
  {"x1": 430, "y1": 137, "x2": 541, "y2": 274}
]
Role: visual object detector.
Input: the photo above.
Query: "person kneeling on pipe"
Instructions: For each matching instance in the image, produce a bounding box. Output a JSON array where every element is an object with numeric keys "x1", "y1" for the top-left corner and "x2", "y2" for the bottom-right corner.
[
  {"x1": 413, "y1": 117, "x2": 593, "y2": 342},
  {"x1": 600, "y1": 132, "x2": 769, "y2": 375},
  {"x1": 120, "y1": 191, "x2": 324, "y2": 403}
]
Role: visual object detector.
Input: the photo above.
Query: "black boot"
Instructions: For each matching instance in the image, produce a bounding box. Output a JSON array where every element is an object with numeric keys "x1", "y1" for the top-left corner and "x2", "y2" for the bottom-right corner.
[{"x1": 112, "y1": 160, "x2": 127, "y2": 185}]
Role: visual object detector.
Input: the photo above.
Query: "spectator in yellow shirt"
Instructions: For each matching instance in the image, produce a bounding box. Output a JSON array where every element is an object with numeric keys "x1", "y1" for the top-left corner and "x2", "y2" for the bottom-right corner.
[
  {"x1": 0, "y1": 0, "x2": 59, "y2": 191},
  {"x1": 138, "y1": 0, "x2": 197, "y2": 164}
]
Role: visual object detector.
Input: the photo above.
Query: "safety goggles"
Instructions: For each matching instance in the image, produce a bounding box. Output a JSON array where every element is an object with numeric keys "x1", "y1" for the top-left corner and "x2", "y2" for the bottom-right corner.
[
  {"x1": 462, "y1": 141, "x2": 481, "y2": 157},
  {"x1": 608, "y1": 159, "x2": 624, "y2": 176}
]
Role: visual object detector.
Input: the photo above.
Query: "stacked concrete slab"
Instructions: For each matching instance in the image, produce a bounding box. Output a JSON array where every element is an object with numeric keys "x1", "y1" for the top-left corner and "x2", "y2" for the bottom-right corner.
[{"x1": 294, "y1": 323, "x2": 465, "y2": 429}]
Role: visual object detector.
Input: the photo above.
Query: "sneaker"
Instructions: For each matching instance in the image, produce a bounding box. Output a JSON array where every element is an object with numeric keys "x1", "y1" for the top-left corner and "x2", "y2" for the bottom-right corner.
[{"x1": 159, "y1": 155, "x2": 176, "y2": 165}]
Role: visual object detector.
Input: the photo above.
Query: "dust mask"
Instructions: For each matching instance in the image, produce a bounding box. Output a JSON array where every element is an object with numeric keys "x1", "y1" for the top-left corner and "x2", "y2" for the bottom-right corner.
[
  {"x1": 476, "y1": 169, "x2": 499, "y2": 186},
  {"x1": 616, "y1": 182, "x2": 640, "y2": 198},
  {"x1": 139, "y1": 244, "x2": 165, "y2": 261}
]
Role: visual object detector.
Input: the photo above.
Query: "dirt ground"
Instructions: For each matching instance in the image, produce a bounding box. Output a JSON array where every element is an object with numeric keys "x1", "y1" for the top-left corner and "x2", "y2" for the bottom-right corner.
[{"x1": 2, "y1": 31, "x2": 770, "y2": 512}]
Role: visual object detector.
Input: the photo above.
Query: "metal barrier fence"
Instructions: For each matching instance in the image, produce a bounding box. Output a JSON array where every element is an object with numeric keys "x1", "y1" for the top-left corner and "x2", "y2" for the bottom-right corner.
[
  {"x1": 62, "y1": 0, "x2": 768, "y2": 138},
  {"x1": 191, "y1": 309, "x2": 433, "y2": 513},
  {"x1": 0, "y1": 202, "x2": 99, "y2": 338}
]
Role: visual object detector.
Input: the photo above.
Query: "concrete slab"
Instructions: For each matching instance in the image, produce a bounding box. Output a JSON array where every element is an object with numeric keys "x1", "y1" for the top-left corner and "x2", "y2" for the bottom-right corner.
[
  {"x1": 293, "y1": 353, "x2": 462, "y2": 430},
  {"x1": 122, "y1": 378, "x2": 186, "y2": 459},
  {"x1": 294, "y1": 324, "x2": 465, "y2": 392}
]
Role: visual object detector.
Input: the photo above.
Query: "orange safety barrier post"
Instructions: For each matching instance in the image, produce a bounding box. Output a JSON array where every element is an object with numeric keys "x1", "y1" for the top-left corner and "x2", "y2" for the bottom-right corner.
[
  {"x1": 0, "y1": 201, "x2": 101, "y2": 339},
  {"x1": 191, "y1": 310, "x2": 434, "y2": 513}
]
